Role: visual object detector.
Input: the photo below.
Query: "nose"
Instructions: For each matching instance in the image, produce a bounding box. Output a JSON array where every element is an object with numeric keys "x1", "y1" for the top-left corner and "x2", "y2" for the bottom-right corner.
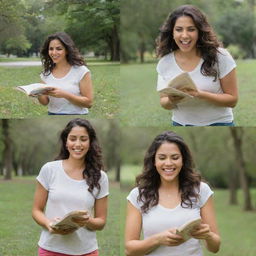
[
  {"x1": 181, "y1": 30, "x2": 188, "y2": 38},
  {"x1": 74, "y1": 140, "x2": 82, "y2": 146},
  {"x1": 164, "y1": 157, "x2": 173, "y2": 166}
]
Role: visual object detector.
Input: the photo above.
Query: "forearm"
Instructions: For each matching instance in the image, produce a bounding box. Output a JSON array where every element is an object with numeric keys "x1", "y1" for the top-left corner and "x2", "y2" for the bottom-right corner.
[
  {"x1": 64, "y1": 92, "x2": 93, "y2": 108},
  {"x1": 205, "y1": 232, "x2": 221, "y2": 253},
  {"x1": 125, "y1": 234, "x2": 161, "y2": 256},
  {"x1": 85, "y1": 217, "x2": 106, "y2": 231},
  {"x1": 160, "y1": 96, "x2": 176, "y2": 110},
  {"x1": 197, "y1": 91, "x2": 237, "y2": 108},
  {"x1": 32, "y1": 209, "x2": 51, "y2": 230},
  {"x1": 37, "y1": 95, "x2": 49, "y2": 105}
]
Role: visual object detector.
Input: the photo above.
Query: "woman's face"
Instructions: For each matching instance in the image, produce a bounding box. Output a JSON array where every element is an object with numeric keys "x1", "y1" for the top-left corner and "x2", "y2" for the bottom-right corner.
[
  {"x1": 66, "y1": 126, "x2": 90, "y2": 160},
  {"x1": 48, "y1": 39, "x2": 67, "y2": 64},
  {"x1": 173, "y1": 15, "x2": 199, "y2": 53},
  {"x1": 155, "y1": 142, "x2": 183, "y2": 184}
]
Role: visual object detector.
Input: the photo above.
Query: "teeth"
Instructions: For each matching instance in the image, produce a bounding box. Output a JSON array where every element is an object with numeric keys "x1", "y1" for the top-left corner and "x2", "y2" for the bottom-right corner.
[
  {"x1": 181, "y1": 41, "x2": 190, "y2": 45},
  {"x1": 74, "y1": 149, "x2": 82, "y2": 152},
  {"x1": 164, "y1": 169, "x2": 175, "y2": 173}
]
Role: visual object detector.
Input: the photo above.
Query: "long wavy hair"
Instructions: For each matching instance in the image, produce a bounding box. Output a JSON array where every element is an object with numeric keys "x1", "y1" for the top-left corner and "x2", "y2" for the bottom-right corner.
[
  {"x1": 136, "y1": 131, "x2": 201, "y2": 213},
  {"x1": 55, "y1": 118, "x2": 103, "y2": 194},
  {"x1": 40, "y1": 32, "x2": 85, "y2": 76},
  {"x1": 156, "y1": 5, "x2": 222, "y2": 81}
]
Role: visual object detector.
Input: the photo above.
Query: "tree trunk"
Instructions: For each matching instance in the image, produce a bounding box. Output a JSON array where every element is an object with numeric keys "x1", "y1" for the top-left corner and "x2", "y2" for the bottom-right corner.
[
  {"x1": 2, "y1": 120, "x2": 13, "y2": 180},
  {"x1": 108, "y1": 25, "x2": 120, "y2": 61},
  {"x1": 115, "y1": 158, "x2": 121, "y2": 182},
  {"x1": 228, "y1": 168, "x2": 238, "y2": 205},
  {"x1": 229, "y1": 127, "x2": 253, "y2": 211}
]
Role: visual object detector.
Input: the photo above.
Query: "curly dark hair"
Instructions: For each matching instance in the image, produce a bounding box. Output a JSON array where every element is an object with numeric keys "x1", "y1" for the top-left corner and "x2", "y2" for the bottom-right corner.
[
  {"x1": 40, "y1": 32, "x2": 85, "y2": 76},
  {"x1": 55, "y1": 118, "x2": 103, "y2": 194},
  {"x1": 136, "y1": 131, "x2": 201, "y2": 213},
  {"x1": 156, "y1": 5, "x2": 222, "y2": 81}
]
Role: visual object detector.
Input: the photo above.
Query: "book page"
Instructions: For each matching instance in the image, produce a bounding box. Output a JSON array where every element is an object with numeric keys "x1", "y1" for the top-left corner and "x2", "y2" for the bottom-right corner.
[
  {"x1": 176, "y1": 218, "x2": 201, "y2": 241},
  {"x1": 16, "y1": 83, "x2": 54, "y2": 96}
]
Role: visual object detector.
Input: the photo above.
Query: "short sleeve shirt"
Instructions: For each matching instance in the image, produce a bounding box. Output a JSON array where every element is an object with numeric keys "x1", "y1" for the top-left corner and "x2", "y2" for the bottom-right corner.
[
  {"x1": 40, "y1": 65, "x2": 90, "y2": 114},
  {"x1": 127, "y1": 182, "x2": 214, "y2": 256}
]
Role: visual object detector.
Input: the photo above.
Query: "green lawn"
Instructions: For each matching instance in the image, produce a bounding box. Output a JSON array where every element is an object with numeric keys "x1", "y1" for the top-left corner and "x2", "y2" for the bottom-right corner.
[
  {"x1": 0, "y1": 178, "x2": 120, "y2": 256},
  {"x1": 120, "y1": 59, "x2": 256, "y2": 127},
  {"x1": 0, "y1": 63, "x2": 119, "y2": 118},
  {"x1": 120, "y1": 165, "x2": 256, "y2": 256}
]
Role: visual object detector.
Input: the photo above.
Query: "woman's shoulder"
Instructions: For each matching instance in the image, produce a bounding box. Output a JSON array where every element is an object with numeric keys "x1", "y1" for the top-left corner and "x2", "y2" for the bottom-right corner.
[
  {"x1": 41, "y1": 160, "x2": 62, "y2": 170},
  {"x1": 217, "y1": 47, "x2": 234, "y2": 59},
  {"x1": 156, "y1": 52, "x2": 173, "y2": 74},
  {"x1": 72, "y1": 65, "x2": 90, "y2": 72}
]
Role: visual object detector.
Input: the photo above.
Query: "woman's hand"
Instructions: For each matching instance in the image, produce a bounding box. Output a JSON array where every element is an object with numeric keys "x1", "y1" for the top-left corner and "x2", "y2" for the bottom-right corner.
[
  {"x1": 157, "y1": 228, "x2": 185, "y2": 246},
  {"x1": 168, "y1": 95, "x2": 185, "y2": 105},
  {"x1": 72, "y1": 212, "x2": 90, "y2": 227},
  {"x1": 190, "y1": 223, "x2": 212, "y2": 240},
  {"x1": 45, "y1": 87, "x2": 68, "y2": 98},
  {"x1": 47, "y1": 218, "x2": 77, "y2": 235}
]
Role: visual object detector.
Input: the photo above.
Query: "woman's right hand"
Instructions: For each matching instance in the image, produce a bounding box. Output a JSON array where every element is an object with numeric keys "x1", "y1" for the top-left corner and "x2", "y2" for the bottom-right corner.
[
  {"x1": 168, "y1": 95, "x2": 184, "y2": 105},
  {"x1": 157, "y1": 228, "x2": 185, "y2": 246},
  {"x1": 47, "y1": 218, "x2": 77, "y2": 235}
]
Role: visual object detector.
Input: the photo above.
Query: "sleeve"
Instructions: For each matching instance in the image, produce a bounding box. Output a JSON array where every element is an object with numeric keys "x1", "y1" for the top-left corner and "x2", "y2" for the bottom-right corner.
[
  {"x1": 127, "y1": 187, "x2": 141, "y2": 211},
  {"x1": 40, "y1": 73, "x2": 46, "y2": 83},
  {"x1": 157, "y1": 74, "x2": 168, "y2": 91},
  {"x1": 198, "y1": 182, "x2": 214, "y2": 208},
  {"x1": 77, "y1": 65, "x2": 90, "y2": 81},
  {"x1": 96, "y1": 171, "x2": 109, "y2": 199},
  {"x1": 36, "y1": 162, "x2": 51, "y2": 191},
  {"x1": 218, "y1": 48, "x2": 237, "y2": 79}
]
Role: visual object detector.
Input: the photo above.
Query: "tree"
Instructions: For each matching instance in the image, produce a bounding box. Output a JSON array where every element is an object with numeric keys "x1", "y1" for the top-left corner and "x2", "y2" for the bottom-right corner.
[
  {"x1": 229, "y1": 127, "x2": 253, "y2": 211},
  {"x1": 2, "y1": 120, "x2": 13, "y2": 180}
]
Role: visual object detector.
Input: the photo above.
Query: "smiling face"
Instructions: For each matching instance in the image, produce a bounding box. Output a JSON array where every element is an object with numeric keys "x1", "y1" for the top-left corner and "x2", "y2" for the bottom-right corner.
[
  {"x1": 48, "y1": 39, "x2": 67, "y2": 64},
  {"x1": 173, "y1": 15, "x2": 199, "y2": 53},
  {"x1": 66, "y1": 126, "x2": 90, "y2": 161},
  {"x1": 155, "y1": 142, "x2": 183, "y2": 185}
]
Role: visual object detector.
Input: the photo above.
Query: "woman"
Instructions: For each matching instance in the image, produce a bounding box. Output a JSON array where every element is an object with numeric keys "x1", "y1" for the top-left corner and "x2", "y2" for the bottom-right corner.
[
  {"x1": 32, "y1": 118, "x2": 108, "y2": 256},
  {"x1": 156, "y1": 5, "x2": 238, "y2": 126},
  {"x1": 125, "y1": 131, "x2": 220, "y2": 256},
  {"x1": 38, "y1": 32, "x2": 93, "y2": 115}
]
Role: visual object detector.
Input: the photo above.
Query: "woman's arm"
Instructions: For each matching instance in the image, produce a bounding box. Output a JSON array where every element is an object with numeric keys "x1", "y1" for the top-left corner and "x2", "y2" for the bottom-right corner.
[
  {"x1": 32, "y1": 181, "x2": 51, "y2": 230},
  {"x1": 125, "y1": 202, "x2": 184, "y2": 256},
  {"x1": 73, "y1": 196, "x2": 108, "y2": 231},
  {"x1": 46, "y1": 72, "x2": 93, "y2": 108},
  {"x1": 191, "y1": 196, "x2": 221, "y2": 253},
  {"x1": 37, "y1": 81, "x2": 49, "y2": 105},
  {"x1": 160, "y1": 94, "x2": 184, "y2": 110},
  {"x1": 191, "y1": 69, "x2": 238, "y2": 108}
]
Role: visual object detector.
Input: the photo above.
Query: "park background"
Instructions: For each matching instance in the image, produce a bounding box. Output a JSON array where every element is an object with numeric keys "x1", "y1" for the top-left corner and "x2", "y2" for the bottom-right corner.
[
  {"x1": 0, "y1": 0, "x2": 120, "y2": 118},
  {"x1": 120, "y1": 0, "x2": 256, "y2": 126},
  {"x1": 120, "y1": 126, "x2": 256, "y2": 256},
  {"x1": 0, "y1": 120, "x2": 256, "y2": 255}
]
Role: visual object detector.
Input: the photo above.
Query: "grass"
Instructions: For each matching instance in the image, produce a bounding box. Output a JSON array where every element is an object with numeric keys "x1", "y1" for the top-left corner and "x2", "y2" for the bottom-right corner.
[
  {"x1": 120, "y1": 59, "x2": 256, "y2": 127},
  {"x1": 0, "y1": 177, "x2": 120, "y2": 256},
  {"x1": 120, "y1": 165, "x2": 256, "y2": 255},
  {"x1": 0, "y1": 62, "x2": 119, "y2": 118}
]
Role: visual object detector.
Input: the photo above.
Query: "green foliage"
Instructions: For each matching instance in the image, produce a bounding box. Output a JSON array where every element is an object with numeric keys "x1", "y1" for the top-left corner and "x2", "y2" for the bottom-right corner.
[
  {"x1": 0, "y1": 178, "x2": 120, "y2": 256},
  {"x1": 227, "y1": 44, "x2": 246, "y2": 59}
]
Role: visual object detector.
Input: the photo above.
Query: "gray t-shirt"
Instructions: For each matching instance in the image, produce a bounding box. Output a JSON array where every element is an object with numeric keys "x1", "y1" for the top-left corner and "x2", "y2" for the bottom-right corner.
[
  {"x1": 37, "y1": 160, "x2": 109, "y2": 255},
  {"x1": 127, "y1": 182, "x2": 213, "y2": 256}
]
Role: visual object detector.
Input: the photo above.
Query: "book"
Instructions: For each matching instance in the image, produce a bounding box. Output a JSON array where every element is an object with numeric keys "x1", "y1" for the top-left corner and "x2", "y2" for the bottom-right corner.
[
  {"x1": 50, "y1": 210, "x2": 88, "y2": 231},
  {"x1": 176, "y1": 217, "x2": 201, "y2": 241},
  {"x1": 16, "y1": 83, "x2": 54, "y2": 96},
  {"x1": 158, "y1": 72, "x2": 197, "y2": 100}
]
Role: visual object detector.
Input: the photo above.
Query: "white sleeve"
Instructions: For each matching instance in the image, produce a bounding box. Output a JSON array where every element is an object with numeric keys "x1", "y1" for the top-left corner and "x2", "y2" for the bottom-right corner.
[
  {"x1": 96, "y1": 171, "x2": 109, "y2": 199},
  {"x1": 78, "y1": 65, "x2": 90, "y2": 81},
  {"x1": 40, "y1": 73, "x2": 46, "y2": 83},
  {"x1": 198, "y1": 182, "x2": 214, "y2": 207},
  {"x1": 127, "y1": 187, "x2": 141, "y2": 211},
  {"x1": 218, "y1": 48, "x2": 237, "y2": 79},
  {"x1": 36, "y1": 163, "x2": 51, "y2": 191},
  {"x1": 157, "y1": 74, "x2": 168, "y2": 91}
]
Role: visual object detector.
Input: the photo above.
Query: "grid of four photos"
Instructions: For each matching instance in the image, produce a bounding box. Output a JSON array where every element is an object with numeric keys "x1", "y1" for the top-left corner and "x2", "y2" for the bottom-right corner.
[{"x1": 0, "y1": 0, "x2": 256, "y2": 256}]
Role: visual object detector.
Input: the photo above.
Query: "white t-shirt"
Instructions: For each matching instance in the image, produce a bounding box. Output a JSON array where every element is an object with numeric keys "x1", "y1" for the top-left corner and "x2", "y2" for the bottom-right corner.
[
  {"x1": 40, "y1": 65, "x2": 90, "y2": 114},
  {"x1": 127, "y1": 182, "x2": 213, "y2": 256},
  {"x1": 36, "y1": 160, "x2": 109, "y2": 255},
  {"x1": 156, "y1": 48, "x2": 237, "y2": 126}
]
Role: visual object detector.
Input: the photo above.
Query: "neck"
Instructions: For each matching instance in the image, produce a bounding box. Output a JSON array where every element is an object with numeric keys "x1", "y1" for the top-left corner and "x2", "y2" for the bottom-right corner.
[
  {"x1": 159, "y1": 178, "x2": 179, "y2": 191},
  {"x1": 175, "y1": 48, "x2": 200, "y2": 59},
  {"x1": 65, "y1": 157, "x2": 85, "y2": 170},
  {"x1": 55, "y1": 59, "x2": 70, "y2": 69}
]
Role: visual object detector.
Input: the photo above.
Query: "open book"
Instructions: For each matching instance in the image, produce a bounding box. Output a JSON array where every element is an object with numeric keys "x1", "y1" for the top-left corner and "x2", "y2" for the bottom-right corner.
[
  {"x1": 50, "y1": 210, "x2": 88, "y2": 231},
  {"x1": 176, "y1": 217, "x2": 201, "y2": 241},
  {"x1": 16, "y1": 83, "x2": 54, "y2": 96},
  {"x1": 158, "y1": 72, "x2": 197, "y2": 100}
]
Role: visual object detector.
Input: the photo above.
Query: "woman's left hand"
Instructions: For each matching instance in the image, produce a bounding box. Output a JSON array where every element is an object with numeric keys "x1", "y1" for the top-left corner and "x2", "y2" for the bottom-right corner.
[
  {"x1": 72, "y1": 212, "x2": 90, "y2": 227},
  {"x1": 190, "y1": 223, "x2": 212, "y2": 240}
]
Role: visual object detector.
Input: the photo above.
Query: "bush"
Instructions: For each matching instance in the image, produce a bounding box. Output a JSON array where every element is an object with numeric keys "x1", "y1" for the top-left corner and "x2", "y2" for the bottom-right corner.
[{"x1": 227, "y1": 44, "x2": 246, "y2": 60}]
